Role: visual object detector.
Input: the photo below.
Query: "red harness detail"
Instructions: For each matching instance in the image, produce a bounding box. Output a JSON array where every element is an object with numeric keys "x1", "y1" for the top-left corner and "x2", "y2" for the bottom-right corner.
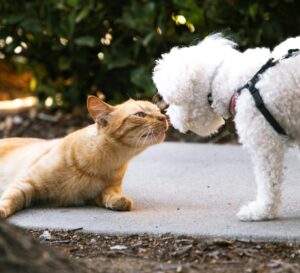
[{"x1": 229, "y1": 91, "x2": 238, "y2": 116}]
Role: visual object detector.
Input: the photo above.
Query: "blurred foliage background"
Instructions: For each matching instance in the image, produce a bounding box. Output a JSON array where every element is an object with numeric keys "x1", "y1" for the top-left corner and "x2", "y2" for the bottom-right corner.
[{"x1": 0, "y1": 0, "x2": 299, "y2": 107}]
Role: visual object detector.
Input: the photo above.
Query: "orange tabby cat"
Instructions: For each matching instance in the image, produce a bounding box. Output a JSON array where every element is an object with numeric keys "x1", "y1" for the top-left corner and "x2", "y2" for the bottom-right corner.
[{"x1": 0, "y1": 96, "x2": 168, "y2": 218}]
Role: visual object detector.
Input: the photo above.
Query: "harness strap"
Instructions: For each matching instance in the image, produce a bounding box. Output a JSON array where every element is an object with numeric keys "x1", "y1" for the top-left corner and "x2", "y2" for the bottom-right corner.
[
  {"x1": 236, "y1": 48, "x2": 300, "y2": 137},
  {"x1": 249, "y1": 86, "x2": 287, "y2": 135}
]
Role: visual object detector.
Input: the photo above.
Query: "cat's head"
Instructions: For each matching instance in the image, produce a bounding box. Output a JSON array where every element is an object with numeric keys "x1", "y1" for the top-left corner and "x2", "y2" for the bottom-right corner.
[{"x1": 87, "y1": 96, "x2": 168, "y2": 149}]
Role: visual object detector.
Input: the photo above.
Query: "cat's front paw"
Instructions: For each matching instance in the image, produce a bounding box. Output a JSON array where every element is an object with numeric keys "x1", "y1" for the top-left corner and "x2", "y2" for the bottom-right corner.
[
  {"x1": 0, "y1": 204, "x2": 12, "y2": 219},
  {"x1": 107, "y1": 196, "x2": 133, "y2": 211},
  {"x1": 237, "y1": 201, "x2": 276, "y2": 221}
]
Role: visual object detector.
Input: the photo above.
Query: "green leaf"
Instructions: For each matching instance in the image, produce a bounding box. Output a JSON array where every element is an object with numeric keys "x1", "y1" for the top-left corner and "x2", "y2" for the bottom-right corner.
[
  {"x1": 130, "y1": 67, "x2": 154, "y2": 92},
  {"x1": 248, "y1": 3, "x2": 259, "y2": 20},
  {"x1": 67, "y1": 10, "x2": 77, "y2": 37},
  {"x1": 103, "y1": 45, "x2": 132, "y2": 70},
  {"x1": 58, "y1": 56, "x2": 71, "y2": 71},
  {"x1": 67, "y1": 0, "x2": 79, "y2": 7},
  {"x1": 3, "y1": 14, "x2": 25, "y2": 24},
  {"x1": 74, "y1": 36, "x2": 96, "y2": 47},
  {"x1": 105, "y1": 54, "x2": 132, "y2": 70},
  {"x1": 20, "y1": 18, "x2": 42, "y2": 33},
  {"x1": 142, "y1": 32, "x2": 155, "y2": 46},
  {"x1": 76, "y1": 5, "x2": 92, "y2": 23}
]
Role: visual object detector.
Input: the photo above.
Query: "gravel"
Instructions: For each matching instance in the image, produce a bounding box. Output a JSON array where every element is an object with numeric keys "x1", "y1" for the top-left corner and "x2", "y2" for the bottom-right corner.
[{"x1": 30, "y1": 230, "x2": 300, "y2": 273}]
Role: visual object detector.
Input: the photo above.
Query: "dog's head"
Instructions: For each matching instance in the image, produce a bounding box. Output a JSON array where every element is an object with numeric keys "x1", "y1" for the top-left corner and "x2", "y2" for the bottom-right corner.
[{"x1": 153, "y1": 34, "x2": 236, "y2": 136}]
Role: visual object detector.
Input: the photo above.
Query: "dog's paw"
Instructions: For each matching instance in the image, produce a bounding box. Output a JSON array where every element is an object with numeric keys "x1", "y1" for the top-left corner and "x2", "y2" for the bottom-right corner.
[{"x1": 236, "y1": 201, "x2": 276, "y2": 221}]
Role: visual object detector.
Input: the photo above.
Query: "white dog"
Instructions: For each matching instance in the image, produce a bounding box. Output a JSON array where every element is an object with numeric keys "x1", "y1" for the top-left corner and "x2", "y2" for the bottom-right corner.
[{"x1": 153, "y1": 33, "x2": 300, "y2": 221}]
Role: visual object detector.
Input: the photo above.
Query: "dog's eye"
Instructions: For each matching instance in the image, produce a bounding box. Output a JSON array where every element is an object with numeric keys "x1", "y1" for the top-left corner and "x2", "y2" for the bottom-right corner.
[{"x1": 134, "y1": 111, "x2": 147, "y2": 118}]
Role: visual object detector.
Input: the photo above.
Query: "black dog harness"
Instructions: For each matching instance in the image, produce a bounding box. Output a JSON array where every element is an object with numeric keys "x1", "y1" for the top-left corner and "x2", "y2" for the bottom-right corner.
[{"x1": 233, "y1": 48, "x2": 300, "y2": 136}]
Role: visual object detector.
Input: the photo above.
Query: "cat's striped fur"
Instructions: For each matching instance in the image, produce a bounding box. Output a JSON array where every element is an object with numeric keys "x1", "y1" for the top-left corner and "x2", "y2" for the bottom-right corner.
[{"x1": 0, "y1": 96, "x2": 168, "y2": 218}]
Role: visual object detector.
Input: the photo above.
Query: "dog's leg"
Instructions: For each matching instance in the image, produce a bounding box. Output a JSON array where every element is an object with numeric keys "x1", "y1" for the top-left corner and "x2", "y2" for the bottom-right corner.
[{"x1": 237, "y1": 139, "x2": 285, "y2": 221}]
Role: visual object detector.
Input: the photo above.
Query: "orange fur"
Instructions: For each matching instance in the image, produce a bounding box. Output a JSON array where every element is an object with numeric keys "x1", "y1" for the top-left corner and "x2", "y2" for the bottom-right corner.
[{"x1": 0, "y1": 96, "x2": 168, "y2": 218}]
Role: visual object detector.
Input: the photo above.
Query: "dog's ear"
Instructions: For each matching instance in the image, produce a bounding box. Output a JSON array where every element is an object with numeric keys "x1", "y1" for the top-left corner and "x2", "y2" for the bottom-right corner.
[{"x1": 153, "y1": 46, "x2": 198, "y2": 106}]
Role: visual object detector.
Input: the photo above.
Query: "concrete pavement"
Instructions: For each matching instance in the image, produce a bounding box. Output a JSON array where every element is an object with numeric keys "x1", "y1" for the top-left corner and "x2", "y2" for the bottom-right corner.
[{"x1": 7, "y1": 143, "x2": 300, "y2": 242}]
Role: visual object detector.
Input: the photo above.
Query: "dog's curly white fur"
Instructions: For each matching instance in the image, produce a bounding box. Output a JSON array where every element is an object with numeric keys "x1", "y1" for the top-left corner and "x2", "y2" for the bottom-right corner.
[{"x1": 153, "y1": 33, "x2": 300, "y2": 221}]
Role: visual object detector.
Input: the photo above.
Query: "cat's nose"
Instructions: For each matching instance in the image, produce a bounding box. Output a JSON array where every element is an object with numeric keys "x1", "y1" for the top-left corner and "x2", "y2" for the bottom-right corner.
[
  {"x1": 157, "y1": 115, "x2": 166, "y2": 122},
  {"x1": 158, "y1": 115, "x2": 168, "y2": 130}
]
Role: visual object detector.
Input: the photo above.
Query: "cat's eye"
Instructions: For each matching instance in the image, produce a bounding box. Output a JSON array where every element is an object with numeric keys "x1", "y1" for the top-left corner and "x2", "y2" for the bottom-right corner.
[{"x1": 134, "y1": 111, "x2": 147, "y2": 118}]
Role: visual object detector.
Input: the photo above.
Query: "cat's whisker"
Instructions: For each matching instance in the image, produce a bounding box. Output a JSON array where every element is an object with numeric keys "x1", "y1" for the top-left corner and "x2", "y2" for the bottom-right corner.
[
  {"x1": 142, "y1": 128, "x2": 152, "y2": 146},
  {"x1": 136, "y1": 133, "x2": 144, "y2": 148},
  {"x1": 141, "y1": 131, "x2": 149, "y2": 146},
  {"x1": 136, "y1": 128, "x2": 147, "y2": 148},
  {"x1": 148, "y1": 128, "x2": 155, "y2": 145},
  {"x1": 150, "y1": 129, "x2": 155, "y2": 144},
  {"x1": 145, "y1": 129, "x2": 151, "y2": 142}
]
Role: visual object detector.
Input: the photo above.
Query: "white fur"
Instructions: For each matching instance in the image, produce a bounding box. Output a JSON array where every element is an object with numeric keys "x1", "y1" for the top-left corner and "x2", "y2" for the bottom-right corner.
[{"x1": 153, "y1": 33, "x2": 300, "y2": 221}]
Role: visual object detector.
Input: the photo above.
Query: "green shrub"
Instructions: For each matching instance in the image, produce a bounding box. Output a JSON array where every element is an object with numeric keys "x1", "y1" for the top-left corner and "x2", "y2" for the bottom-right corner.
[{"x1": 0, "y1": 0, "x2": 299, "y2": 106}]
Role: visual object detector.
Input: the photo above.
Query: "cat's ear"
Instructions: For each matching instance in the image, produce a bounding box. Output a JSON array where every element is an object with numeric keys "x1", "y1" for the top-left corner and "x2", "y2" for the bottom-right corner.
[{"x1": 87, "y1": 96, "x2": 114, "y2": 127}]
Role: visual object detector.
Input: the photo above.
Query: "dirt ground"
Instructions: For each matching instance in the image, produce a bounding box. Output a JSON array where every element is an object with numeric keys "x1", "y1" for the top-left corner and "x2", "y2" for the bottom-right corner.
[{"x1": 29, "y1": 229, "x2": 300, "y2": 273}]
